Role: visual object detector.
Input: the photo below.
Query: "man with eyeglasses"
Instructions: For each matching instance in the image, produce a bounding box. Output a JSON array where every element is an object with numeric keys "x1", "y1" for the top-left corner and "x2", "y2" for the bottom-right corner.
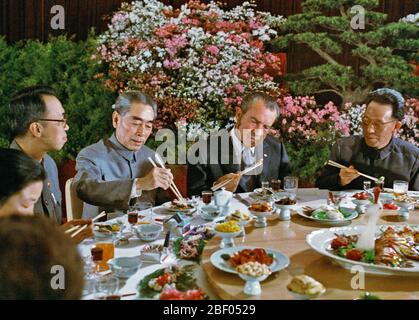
[
  {"x1": 72, "y1": 91, "x2": 173, "y2": 219},
  {"x1": 8, "y1": 86, "x2": 69, "y2": 223},
  {"x1": 316, "y1": 88, "x2": 419, "y2": 191},
  {"x1": 188, "y1": 91, "x2": 291, "y2": 195}
]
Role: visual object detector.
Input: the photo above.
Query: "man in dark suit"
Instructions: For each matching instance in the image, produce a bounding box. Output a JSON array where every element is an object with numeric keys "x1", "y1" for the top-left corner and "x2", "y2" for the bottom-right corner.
[
  {"x1": 8, "y1": 86, "x2": 68, "y2": 224},
  {"x1": 188, "y1": 91, "x2": 291, "y2": 195}
]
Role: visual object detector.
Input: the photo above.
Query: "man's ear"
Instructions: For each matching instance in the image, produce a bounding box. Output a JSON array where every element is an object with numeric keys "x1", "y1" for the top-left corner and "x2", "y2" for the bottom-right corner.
[
  {"x1": 27, "y1": 122, "x2": 42, "y2": 138},
  {"x1": 112, "y1": 111, "x2": 119, "y2": 129},
  {"x1": 393, "y1": 121, "x2": 402, "y2": 134},
  {"x1": 235, "y1": 107, "x2": 242, "y2": 126}
]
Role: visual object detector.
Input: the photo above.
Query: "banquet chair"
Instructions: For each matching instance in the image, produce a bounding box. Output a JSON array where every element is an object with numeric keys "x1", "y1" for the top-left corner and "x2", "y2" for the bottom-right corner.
[{"x1": 65, "y1": 178, "x2": 83, "y2": 221}]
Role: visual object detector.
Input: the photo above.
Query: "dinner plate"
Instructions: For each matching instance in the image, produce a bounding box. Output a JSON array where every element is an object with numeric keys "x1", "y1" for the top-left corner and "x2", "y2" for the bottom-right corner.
[
  {"x1": 161, "y1": 201, "x2": 197, "y2": 213},
  {"x1": 248, "y1": 189, "x2": 274, "y2": 201},
  {"x1": 297, "y1": 206, "x2": 358, "y2": 225},
  {"x1": 210, "y1": 246, "x2": 289, "y2": 275},
  {"x1": 306, "y1": 225, "x2": 419, "y2": 276}
]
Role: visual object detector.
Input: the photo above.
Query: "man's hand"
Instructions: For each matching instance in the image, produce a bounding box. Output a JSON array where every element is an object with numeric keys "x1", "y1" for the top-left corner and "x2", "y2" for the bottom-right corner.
[
  {"x1": 213, "y1": 173, "x2": 240, "y2": 193},
  {"x1": 339, "y1": 165, "x2": 360, "y2": 186},
  {"x1": 136, "y1": 167, "x2": 173, "y2": 191},
  {"x1": 61, "y1": 219, "x2": 93, "y2": 244}
]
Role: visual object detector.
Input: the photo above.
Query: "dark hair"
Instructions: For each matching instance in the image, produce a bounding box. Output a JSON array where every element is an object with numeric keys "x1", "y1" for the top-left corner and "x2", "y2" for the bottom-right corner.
[
  {"x1": 112, "y1": 90, "x2": 157, "y2": 118},
  {"x1": 0, "y1": 214, "x2": 84, "y2": 299},
  {"x1": 9, "y1": 85, "x2": 57, "y2": 137},
  {"x1": 0, "y1": 148, "x2": 45, "y2": 205},
  {"x1": 240, "y1": 91, "x2": 280, "y2": 118},
  {"x1": 365, "y1": 88, "x2": 405, "y2": 121}
]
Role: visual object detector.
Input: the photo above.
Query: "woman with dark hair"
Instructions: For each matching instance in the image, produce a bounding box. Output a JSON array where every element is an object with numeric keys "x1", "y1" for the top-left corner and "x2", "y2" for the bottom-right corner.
[
  {"x1": 0, "y1": 148, "x2": 92, "y2": 243},
  {"x1": 0, "y1": 148, "x2": 45, "y2": 217}
]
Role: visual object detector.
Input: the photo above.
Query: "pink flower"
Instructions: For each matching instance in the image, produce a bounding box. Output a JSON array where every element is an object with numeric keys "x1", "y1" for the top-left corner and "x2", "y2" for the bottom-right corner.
[{"x1": 206, "y1": 45, "x2": 219, "y2": 56}]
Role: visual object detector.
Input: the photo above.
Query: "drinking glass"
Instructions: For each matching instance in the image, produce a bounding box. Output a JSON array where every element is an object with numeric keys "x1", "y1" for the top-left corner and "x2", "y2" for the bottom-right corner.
[
  {"x1": 393, "y1": 180, "x2": 408, "y2": 196},
  {"x1": 94, "y1": 276, "x2": 120, "y2": 300},
  {"x1": 261, "y1": 181, "x2": 270, "y2": 195},
  {"x1": 201, "y1": 191, "x2": 213, "y2": 205},
  {"x1": 284, "y1": 176, "x2": 298, "y2": 199},
  {"x1": 93, "y1": 241, "x2": 114, "y2": 271},
  {"x1": 271, "y1": 179, "x2": 281, "y2": 192},
  {"x1": 136, "y1": 201, "x2": 154, "y2": 223}
]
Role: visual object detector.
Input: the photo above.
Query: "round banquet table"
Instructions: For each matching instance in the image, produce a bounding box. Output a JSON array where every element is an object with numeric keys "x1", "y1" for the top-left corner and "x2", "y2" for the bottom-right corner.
[{"x1": 79, "y1": 188, "x2": 419, "y2": 300}]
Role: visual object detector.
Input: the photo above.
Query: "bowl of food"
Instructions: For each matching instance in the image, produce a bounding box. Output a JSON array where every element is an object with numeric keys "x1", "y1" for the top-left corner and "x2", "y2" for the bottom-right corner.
[
  {"x1": 213, "y1": 221, "x2": 242, "y2": 248},
  {"x1": 248, "y1": 202, "x2": 274, "y2": 218},
  {"x1": 287, "y1": 275, "x2": 325, "y2": 300},
  {"x1": 199, "y1": 205, "x2": 221, "y2": 221},
  {"x1": 134, "y1": 224, "x2": 163, "y2": 242},
  {"x1": 394, "y1": 195, "x2": 417, "y2": 209},
  {"x1": 107, "y1": 256, "x2": 142, "y2": 279},
  {"x1": 351, "y1": 192, "x2": 370, "y2": 205},
  {"x1": 237, "y1": 261, "x2": 272, "y2": 296}
]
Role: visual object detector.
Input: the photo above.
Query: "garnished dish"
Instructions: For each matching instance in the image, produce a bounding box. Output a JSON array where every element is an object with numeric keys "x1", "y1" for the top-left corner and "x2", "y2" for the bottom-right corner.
[
  {"x1": 300, "y1": 205, "x2": 358, "y2": 223},
  {"x1": 226, "y1": 248, "x2": 274, "y2": 268},
  {"x1": 275, "y1": 197, "x2": 297, "y2": 205},
  {"x1": 159, "y1": 288, "x2": 207, "y2": 300},
  {"x1": 248, "y1": 202, "x2": 273, "y2": 213},
  {"x1": 140, "y1": 244, "x2": 165, "y2": 262},
  {"x1": 214, "y1": 221, "x2": 241, "y2": 233},
  {"x1": 162, "y1": 199, "x2": 196, "y2": 213},
  {"x1": 307, "y1": 225, "x2": 419, "y2": 275},
  {"x1": 352, "y1": 192, "x2": 370, "y2": 200},
  {"x1": 394, "y1": 195, "x2": 417, "y2": 205},
  {"x1": 210, "y1": 246, "x2": 289, "y2": 275},
  {"x1": 138, "y1": 265, "x2": 207, "y2": 300},
  {"x1": 172, "y1": 225, "x2": 214, "y2": 262},
  {"x1": 287, "y1": 275, "x2": 325, "y2": 299},
  {"x1": 236, "y1": 261, "x2": 271, "y2": 277},
  {"x1": 383, "y1": 203, "x2": 399, "y2": 210},
  {"x1": 93, "y1": 223, "x2": 123, "y2": 238},
  {"x1": 227, "y1": 210, "x2": 251, "y2": 223}
]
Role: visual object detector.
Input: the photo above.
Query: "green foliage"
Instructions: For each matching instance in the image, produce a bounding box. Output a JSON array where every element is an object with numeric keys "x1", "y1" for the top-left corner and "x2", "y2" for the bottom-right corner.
[
  {"x1": 274, "y1": 0, "x2": 419, "y2": 105},
  {"x1": 0, "y1": 34, "x2": 117, "y2": 163},
  {"x1": 285, "y1": 140, "x2": 331, "y2": 184}
]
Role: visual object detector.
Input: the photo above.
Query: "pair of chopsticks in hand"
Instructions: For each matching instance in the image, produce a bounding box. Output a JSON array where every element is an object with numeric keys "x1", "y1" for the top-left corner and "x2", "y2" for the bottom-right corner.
[
  {"x1": 148, "y1": 154, "x2": 187, "y2": 206},
  {"x1": 326, "y1": 160, "x2": 379, "y2": 182},
  {"x1": 211, "y1": 159, "x2": 264, "y2": 192},
  {"x1": 65, "y1": 211, "x2": 106, "y2": 238}
]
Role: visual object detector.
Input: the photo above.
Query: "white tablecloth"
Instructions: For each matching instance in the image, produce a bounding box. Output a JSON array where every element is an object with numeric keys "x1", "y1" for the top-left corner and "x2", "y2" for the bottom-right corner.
[{"x1": 79, "y1": 188, "x2": 357, "y2": 300}]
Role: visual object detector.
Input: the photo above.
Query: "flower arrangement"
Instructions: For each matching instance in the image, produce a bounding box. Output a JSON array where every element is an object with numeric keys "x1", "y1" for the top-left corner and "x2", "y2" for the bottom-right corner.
[
  {"x1": 96, "y1": 0, "x2": 286, "y2": 132},
  {"x1": 276, "y1": 96, "x2": 350, "y2": 145},
  {"x1": 273, "y1": 96, "x2": 350, "y2": 184},
  {"x1": 398, "y1": 98, "x2": 419, "y2": 147}
]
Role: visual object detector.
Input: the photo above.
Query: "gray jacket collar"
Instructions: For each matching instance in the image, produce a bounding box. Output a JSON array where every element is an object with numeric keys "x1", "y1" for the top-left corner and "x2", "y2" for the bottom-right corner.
[{"x1": 109, "y1": 133, "x2": 137, "y2": 162}]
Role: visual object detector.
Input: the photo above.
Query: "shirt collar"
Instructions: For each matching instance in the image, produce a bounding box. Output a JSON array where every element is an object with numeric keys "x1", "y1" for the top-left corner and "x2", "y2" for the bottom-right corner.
[
  {"x1": 109, "y1": 133, "x2": 137, "y2": 162},
  {"x1": 361, "y1": 136, "x2": 394, "y2": 160},
  {"x1": 230, "y1": 127, "x2": 255, "y2": 155}
]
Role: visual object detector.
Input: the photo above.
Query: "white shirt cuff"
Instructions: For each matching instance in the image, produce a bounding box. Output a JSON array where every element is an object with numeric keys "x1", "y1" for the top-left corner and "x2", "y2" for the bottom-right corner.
[{"x1": 130, "y1": 178, "x2": 142, "y2": 199}]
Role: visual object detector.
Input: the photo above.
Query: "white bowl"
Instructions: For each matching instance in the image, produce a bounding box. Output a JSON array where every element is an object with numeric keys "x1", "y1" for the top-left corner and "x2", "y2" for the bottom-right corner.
[
  {"x1": 199, "y1": 205, "x2": 221, "y2": 221},
  {"x1": 238, "y1": 273, "x2": 270, "y2": 296},
  {"x1": 351, "y1": 199, "x2": 370, "y2": 206},
  {"x1": 134, "y1": 224, "x2": 163, "y2": 242},
  {"x1": 107, "y1": 257, "x2": 142, "y2": 279},
  {"x1": 248, "y1": 209, "x2": 274, "y2": 219}
]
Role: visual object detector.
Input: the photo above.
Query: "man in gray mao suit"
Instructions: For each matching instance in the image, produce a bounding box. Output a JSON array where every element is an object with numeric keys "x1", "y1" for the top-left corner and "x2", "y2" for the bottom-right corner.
[{"x1": 73, "y1": 91, "x2": 174, "y2": 219}]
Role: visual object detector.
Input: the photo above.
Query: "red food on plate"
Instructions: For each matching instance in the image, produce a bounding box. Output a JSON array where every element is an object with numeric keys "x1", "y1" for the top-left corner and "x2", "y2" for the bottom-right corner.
[
  {"x1": 156, "y1": 273, "x2": 171, "y2": 287},
  {"x1": 383, "y1": 203, "x2": 399, "y2": 210},
  {"x1": 331, "y1": 236, "x2": 349, "y2": 249},
  {"x1": 159, "y1": 288, "x2": 206, "y2": 300},
  {"x1": 346, "y1": 249, "x2": 363, "y2": 261},
  {"x1": 353, "y1": 192, "x2": 369, "y2": 200}
]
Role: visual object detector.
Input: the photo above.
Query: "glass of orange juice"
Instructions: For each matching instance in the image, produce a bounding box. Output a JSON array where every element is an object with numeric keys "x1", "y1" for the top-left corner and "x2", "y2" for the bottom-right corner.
[{"x1": 93, "y1": 241, "x2": 114, "y2": 271}]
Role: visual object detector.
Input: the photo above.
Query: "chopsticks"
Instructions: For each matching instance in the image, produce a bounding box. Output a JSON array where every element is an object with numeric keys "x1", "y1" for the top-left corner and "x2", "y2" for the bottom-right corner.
[
  {"x1": 211, "y1": 159, "x2": 264, "y2": 192},
  {"x1": 70, "y1": 211, "x2": 106, "y2": 238},
  {"x1": 65, "y1": 225, "x2": 80, "y2": 234},
  {"x1": 148, "y1": 155, "x2": 187, "y2": 206},
  {"x1": 326, "y1": 160, "x2": 379, "y2": 182}
]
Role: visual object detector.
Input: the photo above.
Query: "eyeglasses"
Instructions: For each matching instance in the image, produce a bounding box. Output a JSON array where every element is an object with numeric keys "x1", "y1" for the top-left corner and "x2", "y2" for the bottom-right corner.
[
  {"x1": 361, "y1": 116, "x2": 396, "y2": 131},
  {"x1": 37, "y1": 118, "x2": 68, "y2": 128}
]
